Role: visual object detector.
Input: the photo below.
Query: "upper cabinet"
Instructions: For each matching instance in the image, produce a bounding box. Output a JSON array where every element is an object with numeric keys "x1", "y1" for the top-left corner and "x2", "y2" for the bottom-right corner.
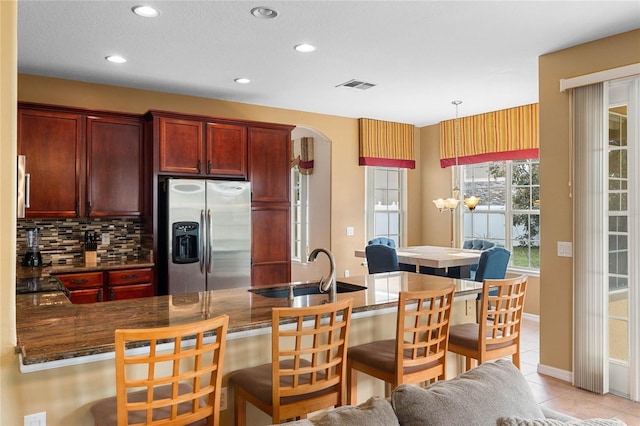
[
  {"x1": 150, "y1": 112, "x2": 248, "y2": 179},
  {"x1": 86, "y1": 115, "x2": 144, "y2": 217},
  {"x1": 248, "y1": 127, "x2": 291, "y2": 203},
  {"x1": 18, "y1": 103, "x2": 145, "y2": 218}
]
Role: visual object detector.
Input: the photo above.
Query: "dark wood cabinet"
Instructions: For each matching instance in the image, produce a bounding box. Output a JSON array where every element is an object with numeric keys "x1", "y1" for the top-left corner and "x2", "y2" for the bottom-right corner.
[
  {"x1": 56, "y1": 272, "x2": 104, "y2": 304},
  {"x1": 153, "y1": 113, "x2": 248, "y2": 178},
  {"x1": 157, "y1": 116, "x2": 204, "y2": 174},
  {"x1": 55, "y1": 268, "x2": 154, "y2": 304},
  {"x1": 251, "y1": 205, "x2": 291, "y2": 286},
  {"x1": 107, "y1": 268, "x2": 154, "y2": 301},
  {"x1": 206, "y1": 122, "x2": 247, "y2": 177},
  {"x1": 17, "y1": 108, "x2": 84, "y2": 218},
  {"x1": 18, "y1": 103, "x2": 146, "y2": 218},
  {"x1": 248, "y1": 127, "x2": 291, "y2": 203},
  {"x1": 87, "y1": 115, "x2": 144, "y2": 217}
]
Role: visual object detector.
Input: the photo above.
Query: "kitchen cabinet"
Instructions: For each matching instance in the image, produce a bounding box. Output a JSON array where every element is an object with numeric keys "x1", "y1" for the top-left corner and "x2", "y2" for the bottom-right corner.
[
  {"x1": 107, "y1": 268, "x2": 154, "y2": 301},
  {"x1": 17, "y1": 107, "x2": 84, "y2": 218},
  {"x1": 56, "y1": 272, "x2": 104, "y2": 304},
  {"x1": 86, "y1": 115, "x2": 144, "y2": 217},
  {"x1": 17, "y1": 103, "x2": 146, "y2": 218},
  {"x1": 152, "y1": 112, "x2": 248, "y2": 178},
  {"x1": 249, "y1": 126, "x2": 292, "y2": 286},
  {"x1": 55, "y1": 268, "x2": 154, "y2": 304}
]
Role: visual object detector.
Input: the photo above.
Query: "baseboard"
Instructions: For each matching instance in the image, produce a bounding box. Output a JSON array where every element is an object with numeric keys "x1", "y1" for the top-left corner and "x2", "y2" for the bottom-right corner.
[
  {"x1": 537, "y1": 363, "x2": 573, "y2": 383},
  {"x1": 523, "y1": 312, "x2": 539, "y2": 322}
]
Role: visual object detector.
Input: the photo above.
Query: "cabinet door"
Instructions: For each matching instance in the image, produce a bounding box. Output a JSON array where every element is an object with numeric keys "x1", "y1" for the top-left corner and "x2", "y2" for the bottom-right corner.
[
  {"x1": 248, "y1": 127, "x2": 291, "y2": 203},
  {"x1": 68, "y1": 288, "x2": 103, "y2": 304},
  {"x1": 205, "y1": 122, "x2": 247, "y2": 178},
  {"x1": 55, "y1": 272, "x2": 104, "y2": 304},
  {"x1": 109, "y1": 283, "x2": 154, "y2": 301},
  {"x1": 251, "y1": 206, "x2": 290, "y2": 286},
  {"x1": 17, "y1": 108, "x2": 84, "y2": 218},
  {"x1": 87, "y1": 116, "x2": 144, "y2": 216},
  {"x1": 158, "y1": 117, "x2": 204, "y2": 174}
]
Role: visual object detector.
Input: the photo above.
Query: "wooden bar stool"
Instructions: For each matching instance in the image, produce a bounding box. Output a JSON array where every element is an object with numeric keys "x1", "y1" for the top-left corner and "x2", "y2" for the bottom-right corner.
[
  {"x1": 347, "y1": 285, "x2": 455, "y2": 405},
  {"x1": 91, "y1": 314, "x2": 229, "y2": 426},
  {"x1": 229, "y1": 298, "x2": 353, "y2": 425},
  {"x1": 448, "y1": 275, "x2": 528, "y2": 371}
]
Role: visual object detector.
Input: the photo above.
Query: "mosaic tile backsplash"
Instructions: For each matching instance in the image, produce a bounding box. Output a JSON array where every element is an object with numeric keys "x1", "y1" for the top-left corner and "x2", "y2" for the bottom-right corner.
[{"x1": 17, "y1": 218, "x2": 148, "y2": 265}]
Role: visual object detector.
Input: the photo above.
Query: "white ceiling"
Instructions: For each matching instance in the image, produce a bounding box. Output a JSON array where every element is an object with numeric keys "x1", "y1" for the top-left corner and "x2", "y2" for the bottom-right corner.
[{"x1": 17, "y1": 1, "x2": 640, "y2": 127}]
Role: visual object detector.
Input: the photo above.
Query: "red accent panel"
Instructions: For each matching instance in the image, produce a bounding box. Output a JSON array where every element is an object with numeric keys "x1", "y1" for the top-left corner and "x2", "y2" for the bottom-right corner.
[
  {"x1": 359, "y1": 157, "x2": 416, "y2": 169},
  {"x1": 439, "y1": 148, "x2": 539, "y2": 168}
]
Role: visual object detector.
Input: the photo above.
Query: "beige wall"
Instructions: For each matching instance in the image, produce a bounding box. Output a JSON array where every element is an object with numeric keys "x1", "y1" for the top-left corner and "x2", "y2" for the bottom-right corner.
[{"x1": 538, "y1": 29, "x2": 640, "y2": 372}]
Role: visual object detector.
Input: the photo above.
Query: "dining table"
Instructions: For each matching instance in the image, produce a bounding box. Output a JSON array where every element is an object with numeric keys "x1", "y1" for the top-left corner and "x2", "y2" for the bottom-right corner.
[{"x1": 355, "y1": 245, "x2": 482, "y2": 279}]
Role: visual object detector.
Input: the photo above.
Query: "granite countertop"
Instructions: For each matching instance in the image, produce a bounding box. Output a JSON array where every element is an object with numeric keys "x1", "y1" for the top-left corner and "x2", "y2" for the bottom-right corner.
[{"x1": 16, "y1": 272, "x2": 483, "y2": 366}]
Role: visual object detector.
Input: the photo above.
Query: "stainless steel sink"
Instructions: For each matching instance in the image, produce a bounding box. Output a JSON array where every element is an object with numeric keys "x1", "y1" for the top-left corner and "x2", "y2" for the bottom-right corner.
[{"x1": 248, "y1": 281, "x2": 366, "y2": 299}]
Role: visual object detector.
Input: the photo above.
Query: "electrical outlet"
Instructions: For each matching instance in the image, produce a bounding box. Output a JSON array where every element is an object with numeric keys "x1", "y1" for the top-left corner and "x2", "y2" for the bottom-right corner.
[
  {"x1": 101, "y1": 233, "x2": 110, "y2": 246},
  {"x1": 466, "y1": 300, "x2": 473, "y2": 316},
  {"x1": 344, "y1": 270, "x2": 350, "y2": 277},
  {"x1": 220, "y1": 387, "x2": 227, "y2": 411},
  {"x1": 24, "y1": 411, "x2": 46, "y2": 426}
]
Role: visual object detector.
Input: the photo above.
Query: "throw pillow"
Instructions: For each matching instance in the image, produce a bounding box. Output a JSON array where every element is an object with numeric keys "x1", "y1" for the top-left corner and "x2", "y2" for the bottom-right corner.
[
  {"x1": 496, "y1": 416, "x2": 627, "y2": 426},
  {"x1": 309, "y1": 396, "x2": 399, "y2": 426},
  {"x1": 391, "y1": 359, "x2": 544, "y2": 426}
]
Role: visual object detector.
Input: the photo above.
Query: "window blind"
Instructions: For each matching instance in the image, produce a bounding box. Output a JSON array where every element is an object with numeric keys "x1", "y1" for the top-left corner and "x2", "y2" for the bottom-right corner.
[
  {"x1": 439, "y1": 103, "x2": 539, "y2": 168},
  {"x1": 359, "y1": 118, "x2": 415, "y2": 169}
]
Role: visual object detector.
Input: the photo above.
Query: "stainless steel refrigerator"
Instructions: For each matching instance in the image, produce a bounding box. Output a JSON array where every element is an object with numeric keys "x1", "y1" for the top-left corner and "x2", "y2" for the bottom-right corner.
[{"x1": 164, "y1": 178, "x2": 251, "y2": 294}]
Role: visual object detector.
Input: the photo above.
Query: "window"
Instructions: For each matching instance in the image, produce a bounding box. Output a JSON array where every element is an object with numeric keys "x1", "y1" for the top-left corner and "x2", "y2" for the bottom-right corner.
[
  {"x1": 291, "y1": 166, "x2": 309, "y2": 262},
  {"x1": 366, "y1": 166, "x2": 404, "y2": 247},
  {"x1": 462, "y1": 159, "x2": 540, "y2": 270}
]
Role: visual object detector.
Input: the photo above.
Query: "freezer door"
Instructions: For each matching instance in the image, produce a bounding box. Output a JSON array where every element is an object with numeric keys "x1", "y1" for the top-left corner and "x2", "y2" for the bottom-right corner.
[
  {"x1": 167, "y1": 179, "x2": 206, "y2": 294},
  {"x1": 206, "y1": 181, "x2": 251, "y2": 290}
]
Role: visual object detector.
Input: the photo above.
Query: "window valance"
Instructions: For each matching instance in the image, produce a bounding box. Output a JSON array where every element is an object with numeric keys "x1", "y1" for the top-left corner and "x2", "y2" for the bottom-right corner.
[
  {"x1": 291, "y1": 137, "x2": 314, "y2": 175},
  {"x1": 439, "y1": 103, "x2": 539, "y2": 168},
  {"x1": 359, "y1": 118, "x2": 415, "y2": 169}
]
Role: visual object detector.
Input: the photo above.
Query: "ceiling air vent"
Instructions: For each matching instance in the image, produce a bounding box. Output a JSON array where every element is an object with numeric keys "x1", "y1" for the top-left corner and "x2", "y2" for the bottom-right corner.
[{"x1": 335, "y1": 79, "x2": 377, "y2": 91}]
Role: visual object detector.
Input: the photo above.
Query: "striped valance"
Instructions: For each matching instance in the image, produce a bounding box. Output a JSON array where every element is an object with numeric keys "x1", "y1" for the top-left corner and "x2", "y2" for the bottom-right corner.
[
  {"x1": 439, "y1": 103, "x2": 539, "y2": 168},
  {"x1": 359, "y1": 118, "x2": 415, "y2": 169}
]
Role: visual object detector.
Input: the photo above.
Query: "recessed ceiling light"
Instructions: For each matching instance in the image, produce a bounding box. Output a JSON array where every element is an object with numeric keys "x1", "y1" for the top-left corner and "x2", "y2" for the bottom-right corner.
[
  {"x1": 294, "y1": 43, "x2": 316, "y2": 53},
  {"x1": 234, "y1": 78, "x2": 251, "y2": 84},
  {"x1": 132, "y1": 5, "x2": 160, "y2": 18},
  {"x1": 251, "y1": 7, "x2": 278, "y2": 19},
  {"x1": 106, "y1": 55, "x2": 127, "y2": 64}
]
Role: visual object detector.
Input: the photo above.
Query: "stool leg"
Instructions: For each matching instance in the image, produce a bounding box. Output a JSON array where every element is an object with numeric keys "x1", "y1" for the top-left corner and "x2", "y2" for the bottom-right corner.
[{"x1": 234, "y1": 385, "x2": 247, "y2": 426}]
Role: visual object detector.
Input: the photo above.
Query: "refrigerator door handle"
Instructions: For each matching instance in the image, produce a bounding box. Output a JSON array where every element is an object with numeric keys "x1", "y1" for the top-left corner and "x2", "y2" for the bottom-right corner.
[
  {"x1": 200, "y1": 209, "x2": 206, "y2": 274},
  {"x1": 207, "y1": 209, "x2": 213, "y2": 274}
]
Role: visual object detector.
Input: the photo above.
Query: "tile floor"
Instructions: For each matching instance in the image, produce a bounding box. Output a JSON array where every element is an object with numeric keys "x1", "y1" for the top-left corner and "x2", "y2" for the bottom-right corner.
[{"x1": 520, "y1": 316, "x2": 640, "y2": 425}]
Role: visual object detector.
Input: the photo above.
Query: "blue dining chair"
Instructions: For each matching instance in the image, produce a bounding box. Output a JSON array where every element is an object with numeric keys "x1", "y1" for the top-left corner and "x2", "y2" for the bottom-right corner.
[
  {"x1": 367, "y1": 237, "x2": 396, "y2": 248},
  {"x1": 463, "y1": 239, "x2": 496, "y2": 277},
  {"x1": 365, "y1": 244, "x2": 400, "y2": 274},
  {"x1": 473, "y1": 247, "x2": 510, "y2": 282}
]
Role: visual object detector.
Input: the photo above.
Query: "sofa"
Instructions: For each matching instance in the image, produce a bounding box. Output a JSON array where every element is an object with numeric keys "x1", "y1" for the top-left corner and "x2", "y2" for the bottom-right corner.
[{"x1": 281, "y1": 359, "x2": 626, "y2": 426}]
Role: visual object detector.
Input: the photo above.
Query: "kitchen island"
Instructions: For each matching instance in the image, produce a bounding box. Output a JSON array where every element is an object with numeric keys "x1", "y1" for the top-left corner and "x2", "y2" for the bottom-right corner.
[{"x1": 15, "y1": 271, "x2": 482, "y2": 425}]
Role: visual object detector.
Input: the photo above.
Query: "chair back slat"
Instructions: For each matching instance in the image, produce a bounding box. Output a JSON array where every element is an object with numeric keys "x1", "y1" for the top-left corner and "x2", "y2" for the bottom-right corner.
[{"x1": 479, "y1": 276, "x2": 527, "y2": 350}]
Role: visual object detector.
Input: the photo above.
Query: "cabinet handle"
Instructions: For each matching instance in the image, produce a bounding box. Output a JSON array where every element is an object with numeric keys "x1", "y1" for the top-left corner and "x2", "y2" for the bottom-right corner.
[
  {"x1": 207, "y1": 160, "x2": 212, "y2": 174},
  {"x1": 109, "y1": 288, "x2": 114, "y2": 301},
  {"x1": 121, "y1": 274, "x2": 138, "y2": 280},
  {"x1": 197, "y1": 160, "x2": 202, "y2": 173},
  {"x1": 70, "y1": 279, "x2": 88, "y2": 284},
  {"x1": 75, "y1": 202, "x2": 80, "y2": 217},
  {"x1": 98, "y1": 289, "x2": 103, "y2": 302},
  {"x1": 87, "y1": 201, "x2": 92, "y2": 216}
]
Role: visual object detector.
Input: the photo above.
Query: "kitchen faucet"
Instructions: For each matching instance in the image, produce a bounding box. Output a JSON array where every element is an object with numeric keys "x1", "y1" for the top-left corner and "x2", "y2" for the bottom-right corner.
[{"x1": 308, "y1": 248, "x2": 336, "y2": 302}]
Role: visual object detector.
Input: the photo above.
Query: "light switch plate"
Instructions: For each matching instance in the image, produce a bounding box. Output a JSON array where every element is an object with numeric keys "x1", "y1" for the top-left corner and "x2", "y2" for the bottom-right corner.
[
  {"x1": 557, "y1": 241, "x2": 573, "y2": 257},
  {"x1": 346, "y1": 226, "x2": 354, "y2": 236},
  {"x1": 24, "y1": 412, "x2": 46, "y2": 426}
]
